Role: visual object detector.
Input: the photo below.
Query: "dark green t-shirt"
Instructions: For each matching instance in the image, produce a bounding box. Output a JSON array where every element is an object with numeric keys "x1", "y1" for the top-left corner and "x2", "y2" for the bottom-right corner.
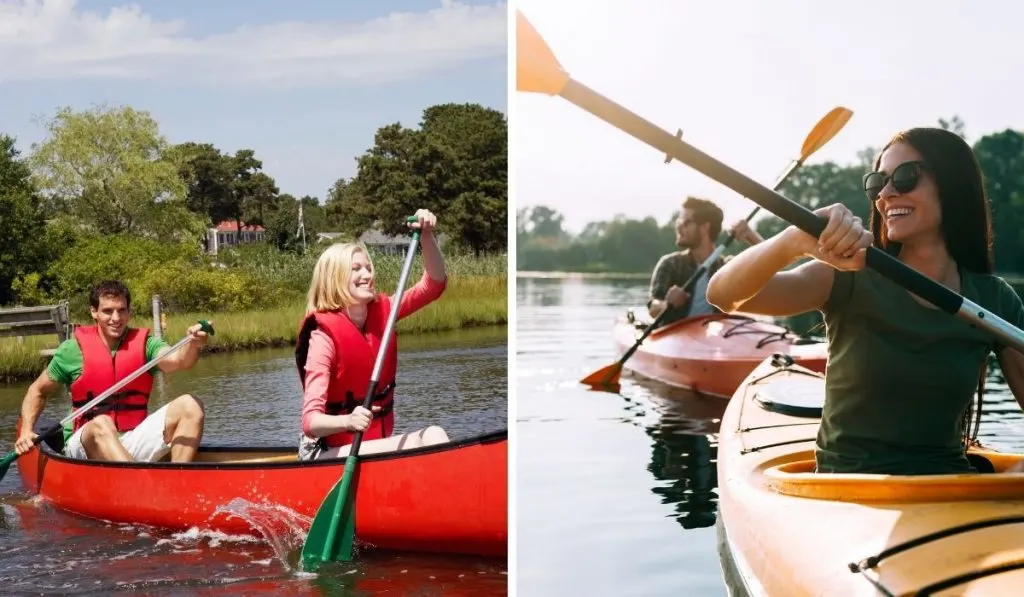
[{"x1": 817, "y1": 266, "x2": 1024, "y2": 475}]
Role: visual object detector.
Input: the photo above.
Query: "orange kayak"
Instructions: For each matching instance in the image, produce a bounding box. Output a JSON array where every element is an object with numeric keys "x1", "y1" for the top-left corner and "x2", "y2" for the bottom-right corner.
[
  {"x1": 612, "y1": 312, "x2": 828, "y2": 398},
  {"x1": 717, "y1": 356, "x2": 1024, "y2": 595}
]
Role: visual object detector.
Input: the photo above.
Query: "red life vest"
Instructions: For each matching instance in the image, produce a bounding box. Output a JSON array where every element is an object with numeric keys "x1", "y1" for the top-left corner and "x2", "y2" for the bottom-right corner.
[
  {"x1": 68, "y1": 326, "x2": 153, "y2": 433},
  {"x1": 295, "y1": 296, "x2": 398, "y2": 448}
]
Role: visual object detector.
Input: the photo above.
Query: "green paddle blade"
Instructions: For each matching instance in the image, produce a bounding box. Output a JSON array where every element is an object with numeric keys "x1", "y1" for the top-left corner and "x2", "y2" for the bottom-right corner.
[
  {"x1": 0, "y1": 451, "x2": 17, "y2": 481},
  {"x1": 301, "y1": 458, "x2": 360, "y2": 570}
]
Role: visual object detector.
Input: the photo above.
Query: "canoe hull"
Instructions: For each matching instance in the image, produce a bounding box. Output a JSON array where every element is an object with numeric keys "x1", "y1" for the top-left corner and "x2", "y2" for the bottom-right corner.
[
  {"x1": 16, "y1": 421, "x2": 507, "y2": 558},
  {"x1": 612, "y1": 312, "x2": 828, "y2": 397},
  {"x1": 717, "y1": 357, "x2": 1024, "y2": 595}
]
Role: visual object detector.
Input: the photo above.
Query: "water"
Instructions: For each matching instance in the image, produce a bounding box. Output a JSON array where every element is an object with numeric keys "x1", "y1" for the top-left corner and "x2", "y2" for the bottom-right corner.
[
  {"x1": 515, "y1": 275, "x2": 1024, "y2": 597},
  {"x1": 0, "y1": 325, "x2": 508, "y2": 595}
]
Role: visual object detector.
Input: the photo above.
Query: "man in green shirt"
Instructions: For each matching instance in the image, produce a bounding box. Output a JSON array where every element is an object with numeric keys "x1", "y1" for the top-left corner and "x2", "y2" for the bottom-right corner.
[
  {"x1": 648, "y1": 196, "x2": 764, "y2": 326},
  {"x1": 14, "y1": 280, "x2": 211, "y2": 463}
]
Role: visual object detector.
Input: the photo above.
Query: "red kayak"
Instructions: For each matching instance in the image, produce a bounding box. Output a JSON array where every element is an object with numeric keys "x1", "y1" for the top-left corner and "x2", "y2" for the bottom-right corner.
[
  {"x1": 15, "y1": 419, "x2": 507, "y2": 558},
  {"x1": 612, "y1": 312, "x2": 828, "y2": 398}
]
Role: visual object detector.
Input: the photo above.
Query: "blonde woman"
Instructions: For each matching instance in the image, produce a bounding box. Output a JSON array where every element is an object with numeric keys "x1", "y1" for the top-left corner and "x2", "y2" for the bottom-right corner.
[{"x1": 295, "y1": 209, "x2": 450, "y2": 461}]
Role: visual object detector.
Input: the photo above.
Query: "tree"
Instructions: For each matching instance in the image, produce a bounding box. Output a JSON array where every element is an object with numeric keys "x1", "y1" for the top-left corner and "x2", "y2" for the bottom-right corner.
[
  {"x1": 28, "y1": 105, "x2": 204, "y2": 242},
  {"x1": 171, "y1": 142, "x2": 234, "y2": 223},
  {"x1": 0, "y1": 135, "x2": 49, "y2": 305},
  {"x1": 172, "y1": 143, "x2": 279, "y2": 232},
  {"x1": 973, "y1": 129, "x2": 1024, "y2": 273},
  {"x1": 755, "y1": 161, "x2": 871, "y2": 241},
  {"x1": 325, "y1": 176, "x2": 373, "y2": 237},
  {"x1": 352, "y1": 103, "x2": 508, "y2": 255},
  {"x1": 521, "y1": 205, "x2": 566, "y2": 240},
  {"x1": 266, "y1": 194, "x2": 326, "y2": 253}
]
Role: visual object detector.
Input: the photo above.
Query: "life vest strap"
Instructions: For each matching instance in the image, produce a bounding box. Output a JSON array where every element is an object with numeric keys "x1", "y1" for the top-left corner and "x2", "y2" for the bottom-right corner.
[
  {"x1": 72, "y1": 390, "x2": 149, "y2": 421},
  {"x1": 324, "y1": 382, "x2": 396, "y2": 417},
  {"x1": 71, "y1": 390, "x2": 149, "y2": 407}
]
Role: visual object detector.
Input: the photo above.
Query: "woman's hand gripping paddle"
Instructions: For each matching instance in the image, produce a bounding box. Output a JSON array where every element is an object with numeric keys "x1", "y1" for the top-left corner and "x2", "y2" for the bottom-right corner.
[
  {"x1": 517, "y1": 10, "x2": 1024, "y2": 357},
  {"x1": 0, "y1": 320, "x2": 215, "y2": 481},
  {"x1": 579, "y1": 106, "x2": 853, "y2": 391},
  {"x1": 301, "y1": 216, "x2": 421, "y2": 570}
]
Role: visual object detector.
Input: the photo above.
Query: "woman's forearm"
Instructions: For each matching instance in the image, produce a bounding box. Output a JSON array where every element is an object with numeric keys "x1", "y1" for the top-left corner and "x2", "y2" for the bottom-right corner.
[
  {"x1": 305, "y1": 412, "x2": 352, "y2": 437},
  {"x1": 420, "y1": 231, "x2": 447, "y2": 282},
  {"x1": 706, "y1": 227, "x2": 805, "y2": 313}
]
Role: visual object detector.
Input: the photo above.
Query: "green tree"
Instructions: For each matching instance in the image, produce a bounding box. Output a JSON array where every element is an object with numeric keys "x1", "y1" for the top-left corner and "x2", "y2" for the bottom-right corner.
[
  {"x1": 973, "y1": 129, "x2": 1024, "y2": 273},
  {"x1": 352, "y1": 103, "x2": 508, "y2": 255},
  {"x1": 266, "y1": 194, "x2": 326, "y2": 253},
  {"x1": 0, "y1": 135, "x2": 49, "y2": 305},
  {"x1": 172, "y1": 143, "x2": 279, "y2": 231},
  {"x1": 754, "y1": 161, "x2": 871, "y2": 240},
  {"x1": 28, "y1": 105, "x2": 204, "y2": 242},
  {"x1": 325, "y1": 177, "x2": 373, "y2": 237}
]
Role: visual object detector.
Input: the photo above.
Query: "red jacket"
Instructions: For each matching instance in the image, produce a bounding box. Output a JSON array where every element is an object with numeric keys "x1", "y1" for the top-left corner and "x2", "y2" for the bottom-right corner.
[
  {"x1": 69, "y1": 326, "x2": 153, "y2": 433},
  {"x1": 295, "y1": 297, "x2": 397, "y2": 447}
]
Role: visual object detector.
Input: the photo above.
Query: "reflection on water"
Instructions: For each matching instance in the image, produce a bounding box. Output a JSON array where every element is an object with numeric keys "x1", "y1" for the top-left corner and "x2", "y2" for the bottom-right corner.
[
  {"x1": 0, "y1": 325, "x2": 508, "y2": 595},
  {"x1": 516, "y1": 275, "x2": 1024, "y2": 597},
  {"x1": 630, "y1": 382, "x2": 723, "y2": 532}
]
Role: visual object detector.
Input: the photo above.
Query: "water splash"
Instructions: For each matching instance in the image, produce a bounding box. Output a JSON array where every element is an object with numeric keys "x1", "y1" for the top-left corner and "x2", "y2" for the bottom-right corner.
[{"x1": 212, "y1": 498, "x2": 312, "y2": 570}]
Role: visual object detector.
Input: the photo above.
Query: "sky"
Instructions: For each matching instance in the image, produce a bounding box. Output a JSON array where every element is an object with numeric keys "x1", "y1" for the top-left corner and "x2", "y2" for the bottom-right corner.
[
  {"x1": 0, "y1": 0, "x2": 507, "y2": 203},
  {"x1": 514, "y1": 0, "x2": 1024, "y2": 235}
]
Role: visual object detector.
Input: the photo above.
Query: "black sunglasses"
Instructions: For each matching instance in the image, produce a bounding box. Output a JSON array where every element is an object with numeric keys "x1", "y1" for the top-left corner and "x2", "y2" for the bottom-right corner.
[{"x1": 863, "y1": 160, "x2": 927, "y2": 201}]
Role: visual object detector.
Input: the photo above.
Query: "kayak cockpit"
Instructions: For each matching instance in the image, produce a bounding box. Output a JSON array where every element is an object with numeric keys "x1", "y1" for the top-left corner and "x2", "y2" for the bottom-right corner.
[{"x1": 759, "y1": 449, "x2": 1024, "y2": 502}]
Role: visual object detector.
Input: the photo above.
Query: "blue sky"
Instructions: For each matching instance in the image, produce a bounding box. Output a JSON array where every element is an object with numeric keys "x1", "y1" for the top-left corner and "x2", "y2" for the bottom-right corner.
[
  {"x1": 0, "y1": 0, "x2": 507, "y2": 202},
  {"x1": 516, "y1": 0, "x2": 1024, "y2": 234}
]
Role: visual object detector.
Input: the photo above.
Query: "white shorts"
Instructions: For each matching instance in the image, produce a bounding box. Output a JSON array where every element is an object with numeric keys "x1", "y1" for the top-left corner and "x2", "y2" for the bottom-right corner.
[{"x1": 64, "y1": 404, "x2": 172, "y2": 462}]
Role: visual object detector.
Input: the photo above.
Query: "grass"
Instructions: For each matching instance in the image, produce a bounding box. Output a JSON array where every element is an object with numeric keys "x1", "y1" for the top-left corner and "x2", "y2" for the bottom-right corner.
[{"x1": 0, "y1": 274, "x2": 507, "y2": 383}]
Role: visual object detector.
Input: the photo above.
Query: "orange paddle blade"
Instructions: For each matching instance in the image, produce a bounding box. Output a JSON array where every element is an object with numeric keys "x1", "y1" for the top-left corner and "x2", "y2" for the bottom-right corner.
[
  {"x1": 799, "y1": 106, "x2": 853, "y2": 160},
  {"x1": 580, "y1": 363, "x2": 623, "y2": 391},
  {"x1": 516, "y1": 10, "x2": 570, "y2": 95}
]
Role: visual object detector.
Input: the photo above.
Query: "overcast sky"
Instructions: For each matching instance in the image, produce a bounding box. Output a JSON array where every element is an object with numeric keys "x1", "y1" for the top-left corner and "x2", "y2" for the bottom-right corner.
[{"x1": 515, "y1": 0, "x2": 1024, "y2": 234}]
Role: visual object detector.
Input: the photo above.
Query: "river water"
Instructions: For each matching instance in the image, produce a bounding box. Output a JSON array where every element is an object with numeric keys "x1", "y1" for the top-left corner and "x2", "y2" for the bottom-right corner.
[
  {"x1": 515, "y1": 274, "x2": 1024, "y2": 597},
  {"x1": 0, "y1": 325, "x2": 508, "y2": 596}
]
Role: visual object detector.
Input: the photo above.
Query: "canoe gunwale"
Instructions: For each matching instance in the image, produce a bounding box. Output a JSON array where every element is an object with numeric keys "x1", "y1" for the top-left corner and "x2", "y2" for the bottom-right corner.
[{"x1": 24, "y1": 423, "x2": 508, "y2": 471}]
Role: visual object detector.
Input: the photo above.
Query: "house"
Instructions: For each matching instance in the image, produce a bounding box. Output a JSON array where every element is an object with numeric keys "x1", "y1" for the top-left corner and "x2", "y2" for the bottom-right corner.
[
  {"x1": 357, "y1": 228, "x2": 446, "y2": 255},
  {"x1": 206, "y1": 220, "x2": 266, "y2": 255}
]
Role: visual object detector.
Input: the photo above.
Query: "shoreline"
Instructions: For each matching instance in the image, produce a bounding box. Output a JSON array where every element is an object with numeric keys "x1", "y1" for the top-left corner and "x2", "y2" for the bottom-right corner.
[
  {"x1": 1, "y1": 303, "x2": 507, "y2": 385},
  {"x1": 516, "y1": 270, "x2": 649, "y2": 280}
]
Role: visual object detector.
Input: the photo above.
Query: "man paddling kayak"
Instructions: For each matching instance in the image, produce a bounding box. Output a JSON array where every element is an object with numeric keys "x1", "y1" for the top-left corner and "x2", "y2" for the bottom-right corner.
[
  {"x1": 294, "y1": 209, "x2": 451, "y2": 461},
  {"x1": 648, "y1": 196, "x2": 763, "y2": 326},
  {"x1": 707, "y1": 127, "x2": 1024, "y2": 475},
  {"x1": 14, "y1": 280, "x2": 210, "y2": 463}
]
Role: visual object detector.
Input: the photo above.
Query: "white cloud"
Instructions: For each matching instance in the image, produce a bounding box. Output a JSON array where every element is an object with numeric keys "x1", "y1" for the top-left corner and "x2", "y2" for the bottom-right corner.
[{"x1": 0, "y1": 0, "x2": 507, "y2": 87}]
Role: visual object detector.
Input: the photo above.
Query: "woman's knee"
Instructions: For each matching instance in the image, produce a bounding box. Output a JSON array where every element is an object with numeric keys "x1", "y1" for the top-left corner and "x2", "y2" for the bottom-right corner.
[{"x1": 421, "y1": 425, "x2": 449, "y2": 444}]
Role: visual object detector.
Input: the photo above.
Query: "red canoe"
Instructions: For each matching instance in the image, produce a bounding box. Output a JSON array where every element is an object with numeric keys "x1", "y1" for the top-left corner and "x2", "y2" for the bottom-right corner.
[
  {"x1": 15, "y1": 419, "x2": 507, "y2": 558},
  {"x1": 612, "y1": 312, "x2": 828, "y2": 398}
]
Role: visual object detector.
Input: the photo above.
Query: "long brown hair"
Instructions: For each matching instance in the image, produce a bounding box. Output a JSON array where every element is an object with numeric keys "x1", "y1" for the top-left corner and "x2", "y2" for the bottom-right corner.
[
  {"x1": 869, "y1": 128, "x2": 993, "y2": 448},
  {"x1": 869, "y1": 127, "x2": 993, "y2": 273}
]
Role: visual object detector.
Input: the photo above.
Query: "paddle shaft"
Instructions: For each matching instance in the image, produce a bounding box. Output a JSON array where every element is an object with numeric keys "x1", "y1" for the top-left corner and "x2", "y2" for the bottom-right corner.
[
  {"x1": 351, "y1": 230, "x2": 421, "y2": 456},
  {"x1": 558, "y1": 78, "x2": 1024, "y2": 355},
  {"x1": 318, "y1": 225, "x2": 422, "y2": 562}
]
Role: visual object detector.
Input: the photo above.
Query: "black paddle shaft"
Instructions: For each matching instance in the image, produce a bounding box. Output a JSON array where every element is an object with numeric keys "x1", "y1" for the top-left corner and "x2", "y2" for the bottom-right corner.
[
  {"x1": 347, "y1": 379, "x2": 379, "y2": 456},
  {"x1": 561, "y1": 78, "x2": 964, "y2": 316}
]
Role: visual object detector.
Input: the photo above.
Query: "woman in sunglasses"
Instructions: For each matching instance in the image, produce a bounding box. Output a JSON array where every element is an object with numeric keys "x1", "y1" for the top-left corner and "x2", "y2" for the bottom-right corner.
[{"x1": 706, "y1": 127, "x2": 1024, "y2": 475}]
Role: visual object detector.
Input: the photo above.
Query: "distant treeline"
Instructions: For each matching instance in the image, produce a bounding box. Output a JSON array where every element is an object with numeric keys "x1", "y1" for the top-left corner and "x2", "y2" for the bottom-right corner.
[{"x1": 518, "y1": 116, "x2": 1024, "y2": 277}]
